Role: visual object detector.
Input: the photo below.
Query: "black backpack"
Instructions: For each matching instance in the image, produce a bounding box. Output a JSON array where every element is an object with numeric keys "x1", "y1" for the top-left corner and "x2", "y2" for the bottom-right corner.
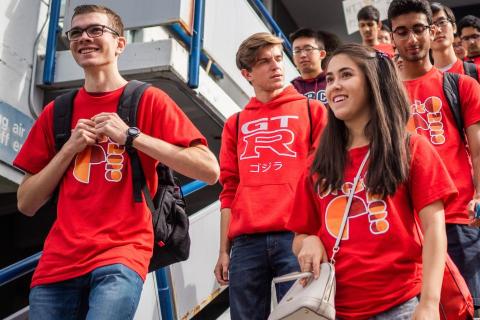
[
  {"x1": 53, "y1": 80, "x2": 190, "y2": 271},
  {"x1": 442, "y1": 72, "x2": 466, "y2": 143},
  {"x1": 463, "y1": 61, "x2": 479, "y2": 82}
]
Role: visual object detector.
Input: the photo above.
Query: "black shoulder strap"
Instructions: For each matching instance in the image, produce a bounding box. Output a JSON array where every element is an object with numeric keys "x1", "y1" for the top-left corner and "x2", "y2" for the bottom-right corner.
[
  {"x1": 117, "y1": 80, "x2": 151, "y2": 127},
  {"x1": 463, "y1": 61, "x2": 479, "y2": 82},
  {"x1": 307, "y1": 98, "x2": 313, "y2": 146},
  {"x1": 442, "y1": 72, "x2": 465, "y2": 142},
  {"x1": 53, "y1": 90, "x2": 78, "y2": 151},
  {"x1": 117, "y1": 80, "x2": 152, "y2": 203},
  {"x1": 235, "y1": 111, "x2": 240, "y2": 142}
]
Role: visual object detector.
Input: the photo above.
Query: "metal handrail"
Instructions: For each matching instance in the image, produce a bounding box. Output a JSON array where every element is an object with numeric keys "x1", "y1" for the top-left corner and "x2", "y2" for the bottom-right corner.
[
  {"x1": 0, "y1": 179, "x2": 209, "y2": 287},
  {"x1": 251, "y1": 0, "x2": 293, "y2": 54}
]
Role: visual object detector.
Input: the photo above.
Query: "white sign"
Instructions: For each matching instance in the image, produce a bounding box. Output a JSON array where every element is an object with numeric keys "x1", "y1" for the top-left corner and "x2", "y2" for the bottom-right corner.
[{"x1": 343, "y1": 0, "x2": 393, "y2": 35}]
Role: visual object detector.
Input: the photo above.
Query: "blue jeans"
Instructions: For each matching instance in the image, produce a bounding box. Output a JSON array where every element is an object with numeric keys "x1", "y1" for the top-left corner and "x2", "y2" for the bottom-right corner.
[
  {"x1": 29, "y1": 263, "x2": 144, "y2": 320},
  {"x1": 229, "y1": 232, "x2": 300, "y2": 320},
  {"x1": 336, "y1": 297, "x2": 418, "y2": 320},
  {"x1": 446, "y1": 224, "x2": 480, "y2": 307}
]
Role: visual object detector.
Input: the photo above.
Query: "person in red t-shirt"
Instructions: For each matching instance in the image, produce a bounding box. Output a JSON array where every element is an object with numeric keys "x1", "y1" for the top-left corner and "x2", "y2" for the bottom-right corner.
[
  {"x1": 287, "y1": 43, "x2": 454, "y2": 320},
  {"x1": 430, "y1": 3, "x2": 480, "y2": 82},
  {"x1": 289, "y1": 28, "x2": 328, "y2": 104},
  {"x1": 458, "y1": 15, "x2": 480, "y2": 66},
  {"x1": 453, "y1": 33, "x2": 468, "y2": 61},
  {"x1": 389, "y1": 0, "x2": 480, "y2": 313},
  {"x1": 14, "y1": 5, "x2": 219, "y2": 320},
  {"x1": 357, "y1": 5, "x2": 395, "y2": 58},
  {"x1": 213, "y1": 32, "x2": 327, "y2": 320}
]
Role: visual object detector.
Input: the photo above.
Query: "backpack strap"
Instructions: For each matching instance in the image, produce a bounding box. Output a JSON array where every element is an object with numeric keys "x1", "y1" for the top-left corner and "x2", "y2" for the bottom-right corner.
[
  {"x1": 117, "y1": 80, "x2": 152, "y2": 203},
  {"x1": 442, "y1": 72, "x2": 465, "y2": 142},
  {"x1": 463, "y1": 61, "x2": 479, "y2": 82},
  {"x1": 53, "y1": 90, "x2": 78, "y2": 151},
  {"x1": 307, "y1": 98, "x2": 313, "y2": 146}
]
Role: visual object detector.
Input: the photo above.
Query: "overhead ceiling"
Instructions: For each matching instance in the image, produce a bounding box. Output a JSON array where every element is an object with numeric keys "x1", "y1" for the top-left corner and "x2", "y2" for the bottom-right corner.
[{"x1": 278, "y1": 0, "x2": 480, "y2": 43}]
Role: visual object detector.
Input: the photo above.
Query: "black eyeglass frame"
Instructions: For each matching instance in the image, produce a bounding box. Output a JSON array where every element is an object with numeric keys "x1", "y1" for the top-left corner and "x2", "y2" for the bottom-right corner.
[
  {"x1": 391, "y1": 24, "x2": 432, "y2": 40},
  {"x1": 292, "y1": 45, "x2": 324, "y2": 56},
  {"x1": 65, "y1": 24, "x2": 120, "y2": 41}
]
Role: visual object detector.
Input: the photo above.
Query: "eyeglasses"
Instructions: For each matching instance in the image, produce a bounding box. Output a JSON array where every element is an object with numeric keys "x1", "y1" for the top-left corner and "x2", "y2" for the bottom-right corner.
[
  {"x1": 461, "y1": 34, "x2": 480, "y2": 42},
  {"x1": 65, "y1": 24, "x2": 120, "y2": 41},
  {"x1": 392, "y1": 24, "x2": 431, "y2": 40},
  {"x1": 292, "y1": 46, "x2": 322, "y2": 56},
  {"x1": 433, "y1": 18, "x2": 452, "y2": 30}
]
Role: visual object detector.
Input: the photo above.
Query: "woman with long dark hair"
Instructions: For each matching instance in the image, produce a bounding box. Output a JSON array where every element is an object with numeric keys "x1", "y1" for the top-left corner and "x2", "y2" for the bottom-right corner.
[{"x1": 287, "y1": 43, "x2": 457, "y2": 319}]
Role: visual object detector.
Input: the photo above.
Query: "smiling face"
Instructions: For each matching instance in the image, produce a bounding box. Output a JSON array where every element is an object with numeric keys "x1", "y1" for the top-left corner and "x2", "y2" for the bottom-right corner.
[
  {"x1": 325, "y1": 54, "x2": 370, "y2": 126},
  {"x1": 241, "y1": 44, "x2": 284, "y2": 92},
  {"x1": 69, "y1": 12, "x2": 125, "y2": 70},
  {"x1": 391, "y1": 12, "x2": 434, "y2": 62},
  {"x1": 431, "y1": 10, "x2": 455, "y2": 52}
]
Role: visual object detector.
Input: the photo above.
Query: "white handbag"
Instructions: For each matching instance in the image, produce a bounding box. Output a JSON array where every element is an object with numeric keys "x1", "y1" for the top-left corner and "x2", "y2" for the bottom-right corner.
[{"x1": 268, "y1": 151, "x2": 370, "y2": 320}]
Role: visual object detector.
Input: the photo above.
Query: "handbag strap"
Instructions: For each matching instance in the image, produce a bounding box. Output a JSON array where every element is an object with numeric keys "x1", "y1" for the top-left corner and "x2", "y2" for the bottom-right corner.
[{"x1": 330, "y1": 150, "x2": 370, "y2": 264}]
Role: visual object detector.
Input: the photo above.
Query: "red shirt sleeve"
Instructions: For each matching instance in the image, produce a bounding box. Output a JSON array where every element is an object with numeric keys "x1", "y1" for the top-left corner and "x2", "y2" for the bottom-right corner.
[
  {"x1": 219, "y1": 113, "x2": 240, "y2": 209},
  {"x1": 458, "y1": 74, "x2": 480, "y2": 129},
  {"x1": 286, "y1": 170, "x2": 322, "y2": 235},
  {"x1": 13, "y1": 102, "x2": 56, "y2": 174},
  {"x1": 408, "y1": 135, "x2": 458, "y2": 212},
  {"x1": 137, "y1": 87, "x2": 207, "y2": 147}
]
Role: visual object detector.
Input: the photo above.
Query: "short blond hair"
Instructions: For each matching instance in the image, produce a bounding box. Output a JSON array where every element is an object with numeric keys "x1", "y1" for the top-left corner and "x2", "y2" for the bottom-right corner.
[{"x1": 236, "y1": 32, "x2": 283, "y2": 71}]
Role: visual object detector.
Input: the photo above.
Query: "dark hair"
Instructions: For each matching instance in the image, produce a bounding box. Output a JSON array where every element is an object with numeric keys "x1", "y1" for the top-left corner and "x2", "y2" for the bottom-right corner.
[
  {"x1": 72, "y1": 5, "x2": 124, "y2": 36},
  {"x1": 289, "y1": 28, "x2": 325, "y2": 50},
  {"x1": 312, "y1": 43, "x2": 411, "y2": 197},
  {"x1": 380, "y1": 24, "x2": 391, "y2": 32},
  {"x1": 357, "y1": 5, "x2": 380, "y2": 23},
  {"x1": 318, "y1": 30, "x2": 343, "y2": 70},
  {"x1": 430, "y1": 2, "x2": 455, "y2": 23},
  {"x1": 457, "y1": 15, "x2": 480, "y2": 35},
  {"x1": 388, "y1": 0, "x2": 433, "y2": 25}
]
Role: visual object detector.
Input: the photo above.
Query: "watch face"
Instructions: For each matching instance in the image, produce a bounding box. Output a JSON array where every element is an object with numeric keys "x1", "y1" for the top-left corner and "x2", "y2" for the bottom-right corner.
[{"x1": 128, "y1": 127, "x2": 140, "y2": 136}]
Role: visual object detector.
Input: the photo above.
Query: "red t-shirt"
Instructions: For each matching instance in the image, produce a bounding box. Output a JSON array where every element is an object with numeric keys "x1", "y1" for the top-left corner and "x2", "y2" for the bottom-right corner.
[
  {"x1": 14, "y1": 85, "x2": 207, "y2": 287},
  {"x1": 447, "y1": 59, "x2": 480, "y2": 81},
  {"x1": 373, "y1": 43, "x2": 395, "y2": 58},
  {"x1": 403, "y1": 67, "x2": 480, "y2": 224},
  {"x1": 286, "y1": 135, "x2": 457, "y2": 320},
  {"x1": 219, "y1": 86, "x2": 327, "y2": 239}
]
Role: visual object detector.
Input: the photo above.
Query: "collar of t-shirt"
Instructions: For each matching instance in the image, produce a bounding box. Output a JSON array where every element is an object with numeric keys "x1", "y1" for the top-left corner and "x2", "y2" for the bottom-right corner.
[{"x1": 438, "y1": 61, "x2": 456, "y2": 72}]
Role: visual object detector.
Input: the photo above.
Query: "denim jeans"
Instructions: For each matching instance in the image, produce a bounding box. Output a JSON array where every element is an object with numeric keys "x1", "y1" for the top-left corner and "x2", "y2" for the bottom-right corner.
[
  {"x1": 446, "y1": 224, "x2": 480, "y2": 307},
  {"x1": 368, "y1": 296, "x2": 418, "y2": 320},
  {"x1": 29, "y1": 263, "x2": 144, "y2": 320},
  {"x1": 229, "y1": 232, "x2": 300, "y2": 320}
]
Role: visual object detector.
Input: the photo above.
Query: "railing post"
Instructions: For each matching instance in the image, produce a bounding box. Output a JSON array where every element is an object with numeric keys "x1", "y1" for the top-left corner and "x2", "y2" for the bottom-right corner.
[
  {"x1": 43, "y1": 0, "x2": 62, "y2": 85},
  {"x1": 188, "y1": 0, "x2": 205, "y2": 88},
  {"x1": 251, "y1": 0, "x2": 292, "y2": 54}
]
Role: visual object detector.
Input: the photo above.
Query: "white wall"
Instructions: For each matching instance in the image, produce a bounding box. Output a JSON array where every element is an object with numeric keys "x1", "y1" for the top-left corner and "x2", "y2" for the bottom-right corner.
[{"x1": 0, "y1": 0, "x2": 47, "y2": 118}]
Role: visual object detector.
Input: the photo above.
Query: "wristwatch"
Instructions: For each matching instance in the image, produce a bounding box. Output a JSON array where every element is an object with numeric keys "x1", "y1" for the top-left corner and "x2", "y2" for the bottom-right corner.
[{"x1": 125, "y1": 127, "x2": 141, "y2": 148}]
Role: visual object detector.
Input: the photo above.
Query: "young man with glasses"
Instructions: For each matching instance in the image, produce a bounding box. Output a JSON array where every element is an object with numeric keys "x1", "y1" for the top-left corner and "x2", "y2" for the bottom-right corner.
[
  {"x1": 430, "y1": 2, "x2": 480, "y2": 81},
  {"x1": 458, "y1": 15, "x2": 480, "y2": 66},
  {"x1": 14, "y1": 5, "x2": 219, "y2": 320},
  {"x1": 289, "y1": 28, "x2": 328, "y2": 104},
  {"x1": 389, "y1": 0, "x2": 480, "y2": 315},
  {"x1": 454, "y1": 33, "x2": 468, "y2": 61},
  {"x1": 357, "y1": 5, "x2": 395, "y2": 57},
  {"x1": 214, "y1": 32, "x2": 326, "y2": 320}
]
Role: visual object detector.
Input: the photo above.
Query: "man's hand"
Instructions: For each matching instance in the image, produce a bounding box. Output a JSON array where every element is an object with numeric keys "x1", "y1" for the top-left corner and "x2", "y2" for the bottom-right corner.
[
  {"x1": 63, "y1": 119, "x2": 97, "y2": 155},
  {"x1": 92, "y1": 112, "x2": 129, "y2": 145},
  {"x1": 214, "y1": 252, "x2": 230, "y2": 286},
  {"x1": 467, "y1": 194, "x2": 480, "y2": 227}
]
